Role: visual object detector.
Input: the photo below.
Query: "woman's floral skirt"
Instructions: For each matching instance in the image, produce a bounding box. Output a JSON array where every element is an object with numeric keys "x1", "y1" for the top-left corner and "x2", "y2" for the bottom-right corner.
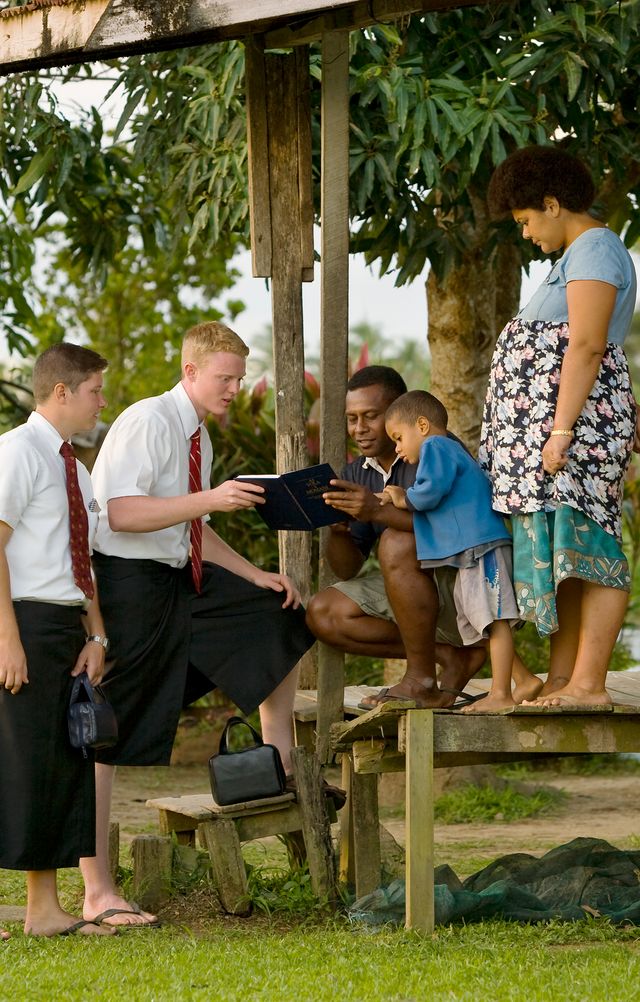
[{"x1": 479, "y1": 317, "x2": 635, "y2": 540}]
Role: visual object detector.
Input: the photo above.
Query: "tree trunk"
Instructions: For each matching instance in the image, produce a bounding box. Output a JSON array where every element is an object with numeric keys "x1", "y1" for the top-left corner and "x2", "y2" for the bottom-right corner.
[{"x1": 426, "y1": 204, "x2": 522, "y2": 454}]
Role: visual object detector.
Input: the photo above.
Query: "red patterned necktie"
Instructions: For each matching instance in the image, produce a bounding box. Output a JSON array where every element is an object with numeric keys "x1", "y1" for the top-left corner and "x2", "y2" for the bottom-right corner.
[
  {"x1": 189, "y1": 429, "x2": 203, "y2": 593},
  {"x1": 59, "y1": 441, "x2": 94, "y2": 600}
]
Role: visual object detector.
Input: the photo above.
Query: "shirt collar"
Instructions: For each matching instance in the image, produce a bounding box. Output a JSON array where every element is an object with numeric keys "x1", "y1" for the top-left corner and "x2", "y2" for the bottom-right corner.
[
  {"x1": 28, "y1": 410, "x2": 66, "y2": 454},
  {"x1": 168, "y1": 382, "x2": 203, "y2": 440},
  {"x1": 362, "y1": 454, "x2": 402, "y2": 480}
]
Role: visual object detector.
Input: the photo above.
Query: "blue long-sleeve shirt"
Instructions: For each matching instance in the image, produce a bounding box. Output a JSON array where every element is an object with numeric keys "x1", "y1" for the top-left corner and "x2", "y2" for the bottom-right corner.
[{"x1": 406, "y1": 435, "x2": 510, "y2": 561}]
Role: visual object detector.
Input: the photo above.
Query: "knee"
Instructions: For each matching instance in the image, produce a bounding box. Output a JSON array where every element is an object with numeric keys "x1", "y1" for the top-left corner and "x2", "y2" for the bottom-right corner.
[
  {"x1": 306, "y1": 589, "x2": 339, "y2": 641},
  {"x1": 379, "y1": 528, "x2": 418, "y2": 575}
]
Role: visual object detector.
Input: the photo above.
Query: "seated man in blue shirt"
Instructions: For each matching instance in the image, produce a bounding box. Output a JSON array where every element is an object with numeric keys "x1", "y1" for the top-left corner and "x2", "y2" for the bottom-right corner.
[{"x1": 306, "y1": 366, "x2": 485, "y2": 708}]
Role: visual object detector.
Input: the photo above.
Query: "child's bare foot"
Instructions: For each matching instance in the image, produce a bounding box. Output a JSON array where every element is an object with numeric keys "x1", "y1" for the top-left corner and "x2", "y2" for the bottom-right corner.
[
  {"x1": 513, "y1": 674, "x2": 543, "y2": 704},
  {"x1": 1, "y1": 929, "x2": 9, "y2": 941},
  {"x1": 523, "y1": 674, "x2": 571, "y2": 703},
  {"x1": 531, "y1": 685, "x2": 613, "y2": 709},
  {"x1": 458, "y1": 692, "x2": 516, "y2": 714}
]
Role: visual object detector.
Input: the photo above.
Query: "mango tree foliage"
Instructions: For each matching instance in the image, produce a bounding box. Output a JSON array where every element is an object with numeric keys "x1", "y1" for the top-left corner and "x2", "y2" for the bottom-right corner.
[{"x1": 2, "y1": 2, "x2": 640, "y2": 440}]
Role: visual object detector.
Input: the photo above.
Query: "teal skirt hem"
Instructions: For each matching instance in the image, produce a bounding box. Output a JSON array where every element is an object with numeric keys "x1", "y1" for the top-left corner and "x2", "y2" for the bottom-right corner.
[{"x1": 512, "y1": 506, "x2": 630, "y2": 637}]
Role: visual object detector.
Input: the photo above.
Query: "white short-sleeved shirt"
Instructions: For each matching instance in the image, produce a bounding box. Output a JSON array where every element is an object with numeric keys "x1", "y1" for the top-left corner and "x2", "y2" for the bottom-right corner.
[
  {"x1": 519, "y1": 227, "x2": 637, "y2": 345},
  {"x1": 92, "y1": 382, "x2": 213, "y2": 567},
  {"x1": 0, "y1": 411, "x2": 98, "y2": 602}
]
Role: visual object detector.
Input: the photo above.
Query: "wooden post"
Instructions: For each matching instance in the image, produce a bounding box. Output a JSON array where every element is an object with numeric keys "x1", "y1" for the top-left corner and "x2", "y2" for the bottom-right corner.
[
  {"x1": 338, "y1": 753, "x2": 355, "y2": 885},
  {"x1": 130, "y1": 834, "x2": 173, "y2": 912},
  {"x1": 316, "y1": 29, "x2": 350, "y2": 762},
  {"x1": 200, "y1": 818, "x2": 251, "y2": 916},
  {"x1": 350, "y1": 764, "x2": 381, "y2": 898},
  {"x1": 405, "y1": 710, "x2": 434, "y2": 933},
  {"x1": 290, "y1": 745, "x2": 337, "y2": 902},
  {"x1": 255, "y1": 50, "x2": 316, "y2": 688}
]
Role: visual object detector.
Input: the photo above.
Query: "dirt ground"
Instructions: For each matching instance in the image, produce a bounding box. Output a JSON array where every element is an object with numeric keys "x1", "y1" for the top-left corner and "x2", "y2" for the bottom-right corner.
[{"x1": 112, "y1": 759, "x2": 640, "y2": 871}]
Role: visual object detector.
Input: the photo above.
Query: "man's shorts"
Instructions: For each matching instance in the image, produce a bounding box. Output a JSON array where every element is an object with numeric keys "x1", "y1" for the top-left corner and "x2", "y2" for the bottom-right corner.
[{"x1": 331, "y1": 568, "x2": 464, "y2": 647}]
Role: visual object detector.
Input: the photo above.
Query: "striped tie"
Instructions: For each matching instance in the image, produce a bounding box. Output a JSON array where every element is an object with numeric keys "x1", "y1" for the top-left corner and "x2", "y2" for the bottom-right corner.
[
  {"x1": 189, "y1": 429, "x2": 203, "y2": 594},
  {"x1": 60, "y1": 441, "x2": 95, "y2": 599}
]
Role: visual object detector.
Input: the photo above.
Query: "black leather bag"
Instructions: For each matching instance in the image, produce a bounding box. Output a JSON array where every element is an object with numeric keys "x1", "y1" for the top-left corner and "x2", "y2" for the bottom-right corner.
[
  {"x1": 68, "y1": 672, "x2": 118, "y2": 757},
  {"x1": 208, "y1": 716, "x2": 287, "y2": 806}
]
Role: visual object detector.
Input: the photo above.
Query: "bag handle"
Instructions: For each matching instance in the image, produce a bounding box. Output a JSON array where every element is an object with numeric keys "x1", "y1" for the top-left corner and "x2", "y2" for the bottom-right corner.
[
  {"x1": 218, "y1": 715, "x2": 264, "y2": 755},
  {"x1": 69, "y1": 671, "x2": 98, "y2": 706}
]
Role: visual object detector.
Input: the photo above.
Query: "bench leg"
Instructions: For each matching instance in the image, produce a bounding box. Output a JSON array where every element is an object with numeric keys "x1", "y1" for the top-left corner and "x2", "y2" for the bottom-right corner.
[
  {"x1": 338, "y1": 755, "x2": 355, "y2": 885},
  {"x1": 200, "y1": 818, "x2": 250, "y2": 916},
  {"x1": 350, "y1": 756, "x2": 381, "y2": 898},
  {"x1": 290, "y1": 746, "x2": 337, "y2": 902},
  {"x1": 405, "y1": 709, "x2": 434, "y2": 933}
]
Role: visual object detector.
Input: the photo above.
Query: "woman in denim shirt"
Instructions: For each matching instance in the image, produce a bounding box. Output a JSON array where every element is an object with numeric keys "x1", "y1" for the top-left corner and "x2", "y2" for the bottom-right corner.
[{"x1": 479, "y1": 145, "x2": 636, "y2": 708}]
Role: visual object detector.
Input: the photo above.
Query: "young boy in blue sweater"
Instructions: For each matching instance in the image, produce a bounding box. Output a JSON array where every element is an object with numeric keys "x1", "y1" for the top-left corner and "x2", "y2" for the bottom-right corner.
[{"x1": 380, "y1": 390, "x2": 541, "y2": 712}]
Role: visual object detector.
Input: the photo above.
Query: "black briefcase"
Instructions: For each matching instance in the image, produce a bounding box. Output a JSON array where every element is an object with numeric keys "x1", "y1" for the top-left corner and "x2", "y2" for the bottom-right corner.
[
  {"x1": 209, "y1": 716, "x2": 287, "y2": 806},
  {"x1": 68, "y1": 672, "x2": 118, "y2": 758}
]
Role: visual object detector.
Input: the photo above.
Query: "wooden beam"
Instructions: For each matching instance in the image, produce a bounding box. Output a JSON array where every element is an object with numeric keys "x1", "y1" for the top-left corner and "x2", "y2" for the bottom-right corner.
[
  {"x1": 0, "y1": 0, "x2": 494, "y2": 73},
  {"x1": 245, "y1": 38, "x2": 273, "y2": 279},
  {"x1": 315, "y1": 28, "x2": 350, "y2": 763}
]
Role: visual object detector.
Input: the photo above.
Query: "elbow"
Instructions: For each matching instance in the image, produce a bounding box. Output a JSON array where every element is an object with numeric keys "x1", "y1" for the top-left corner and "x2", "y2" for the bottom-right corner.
[{"x1": 107, "y1": 499, "x2": 132, "y2": 533}]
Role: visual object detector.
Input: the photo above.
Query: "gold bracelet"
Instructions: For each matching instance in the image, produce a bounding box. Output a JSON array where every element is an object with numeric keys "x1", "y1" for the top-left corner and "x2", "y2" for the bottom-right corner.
[{"x1": 550, "y1": 429, "x2": 574, "y2": 438}]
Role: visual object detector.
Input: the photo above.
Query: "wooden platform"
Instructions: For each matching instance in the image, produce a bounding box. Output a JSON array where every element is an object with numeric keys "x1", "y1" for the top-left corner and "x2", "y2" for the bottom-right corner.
[{"x1": 323, "y1": 670, "x2": 640, "y2": 935}]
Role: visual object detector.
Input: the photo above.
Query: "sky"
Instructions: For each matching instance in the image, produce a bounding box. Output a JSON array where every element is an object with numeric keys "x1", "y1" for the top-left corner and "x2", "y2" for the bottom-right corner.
[{"x1": 230, "y1": 244, "x2": 551, "y2": 358}]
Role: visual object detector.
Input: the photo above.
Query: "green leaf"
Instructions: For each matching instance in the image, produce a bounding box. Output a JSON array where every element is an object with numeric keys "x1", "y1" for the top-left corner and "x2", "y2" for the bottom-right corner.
[{"x1": 13, "y1": 147, "x2": 55, "y2": 196}]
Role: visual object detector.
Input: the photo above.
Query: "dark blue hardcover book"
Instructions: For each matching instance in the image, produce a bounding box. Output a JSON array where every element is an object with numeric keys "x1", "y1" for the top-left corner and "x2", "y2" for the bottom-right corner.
[{"x1": 236, "y1": 463, "x2": 348, "y2": 531}]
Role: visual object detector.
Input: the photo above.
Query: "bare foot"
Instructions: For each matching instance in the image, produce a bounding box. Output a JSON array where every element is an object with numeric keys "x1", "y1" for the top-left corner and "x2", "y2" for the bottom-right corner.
[
  {"x1": 360, "y1": 679, "x2": 455, "y2": 710},
  {"x1": 1, "y1": 929, "x2": 9, "y2": 941},
  {"x1": 458, "y1": 692, "x2": 516, "y2": 714},
  {"x1": 531, "y1": 686, "x2": 613, "y2": 709},
  {"x1": 534, "y1": 674, "x2": 571, "y2": 700},
  {"x1": 84, "y1": 893, "x2": 157, "y2": 928},
  {"x1": 25, "y1": 910, "x2": 116, "y2": 937},
  {"x1": 513, "y1": 674, "x2": 543, "y2": 704},
  {"x1": 437, "y1": 643, "x2": 487, "y2": 693}
]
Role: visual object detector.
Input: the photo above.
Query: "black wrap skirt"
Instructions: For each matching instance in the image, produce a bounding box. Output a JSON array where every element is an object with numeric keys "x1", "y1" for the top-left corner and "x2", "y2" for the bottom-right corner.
[
  {"x1": 93, "y1": 554, "x2": 314, "y2": 767},
  {"x1": 0, "y1": 602, "x2": 95, "y2": 870}
]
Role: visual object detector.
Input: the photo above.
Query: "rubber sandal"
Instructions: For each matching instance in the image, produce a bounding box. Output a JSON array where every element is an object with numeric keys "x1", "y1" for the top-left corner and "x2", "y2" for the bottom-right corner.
[{"x1": 89, "y1": 905, "x2": 160, "y2": 928}]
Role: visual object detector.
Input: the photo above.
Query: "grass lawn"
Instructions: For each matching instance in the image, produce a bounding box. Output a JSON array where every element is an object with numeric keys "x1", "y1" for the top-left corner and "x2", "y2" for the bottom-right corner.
[
  {"x1": 2, "y1": 910, "x2": 640, "y2": 1002},
  {"x1": 3, "y1": 835, "x2": 640, "y2": 1002}
]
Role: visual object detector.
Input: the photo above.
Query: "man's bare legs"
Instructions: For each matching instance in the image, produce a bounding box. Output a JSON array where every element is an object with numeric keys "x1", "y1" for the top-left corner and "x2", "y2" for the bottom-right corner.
[
  {"x1": 25, "y1": 870, "x2": 114, "y2": 937},
  {"x1": 259, "y1": 665, "x2": 298, "y2": 774},
  {"x1": 80, "y1": 764, "x2": 157, "y2": 927},
  {"x1": 306, "y1": 588, "x2": 406, "y2": 657}
]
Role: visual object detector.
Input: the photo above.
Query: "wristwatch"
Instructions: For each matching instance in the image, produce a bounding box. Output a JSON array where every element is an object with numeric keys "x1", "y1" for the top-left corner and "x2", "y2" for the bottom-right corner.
[{"x1": 87, "y1": 634, "x2": 109, "y2": 651}]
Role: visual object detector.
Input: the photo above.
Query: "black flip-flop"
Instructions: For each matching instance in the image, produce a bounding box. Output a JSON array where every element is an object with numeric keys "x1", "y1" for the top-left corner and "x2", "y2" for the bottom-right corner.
[
  {"x1": 442, "y1": 688, "x2": 489, "y2": 709},
  {"x1": 60, "y1": 919, "x2": 118, "y2": 936},
  {"x1": 89, "y1": 906, "x2": 160, "y2": 928}
]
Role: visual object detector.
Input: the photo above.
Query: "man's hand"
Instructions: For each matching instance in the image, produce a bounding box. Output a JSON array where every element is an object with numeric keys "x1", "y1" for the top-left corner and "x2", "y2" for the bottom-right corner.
[
  {"x1": 323, "y1": 479, "x2": 382, "y2": 522},
  {"x1": 253, "y1": 569, "x2": 302, "y2": 609},
  {"x1": 206, "y1": 480, "x2": 265, "y2": 513},
  {"x1": 71, "y1": 640, "x2": 106, "y2": 685},
  {"x1": 0, "y1": 636, "x2": 29, "y2": 694}
]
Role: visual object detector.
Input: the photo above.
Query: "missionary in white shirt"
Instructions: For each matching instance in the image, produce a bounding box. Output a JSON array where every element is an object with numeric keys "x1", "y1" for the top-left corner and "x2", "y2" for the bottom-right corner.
[
  {"x1": 80, "y1": 320, "x2": 314, "y2": 929},
  {"x1": 0, "y1": 343, "x2": 115, "y2": 938}
]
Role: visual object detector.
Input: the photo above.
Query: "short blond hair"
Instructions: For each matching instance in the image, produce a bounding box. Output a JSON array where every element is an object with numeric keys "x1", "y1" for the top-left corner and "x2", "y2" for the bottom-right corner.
[{"x1": 182, "y1": 321, "x2": 249, "y2": 367}]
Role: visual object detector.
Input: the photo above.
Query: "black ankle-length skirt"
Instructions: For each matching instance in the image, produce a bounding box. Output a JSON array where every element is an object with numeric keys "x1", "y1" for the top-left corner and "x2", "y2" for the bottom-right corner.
[
  {"x1": 93, "y1": 555, "x2": 314, "y2": 767},
  {"x1": 0, "y1": 602, "x2": 95, "y2": 870}
]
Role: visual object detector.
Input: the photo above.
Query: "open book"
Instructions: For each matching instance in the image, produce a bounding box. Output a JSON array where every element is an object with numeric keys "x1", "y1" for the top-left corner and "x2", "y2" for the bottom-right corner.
[{"x1": 236, "y1": 463, "x2": 349, "y2": 531}]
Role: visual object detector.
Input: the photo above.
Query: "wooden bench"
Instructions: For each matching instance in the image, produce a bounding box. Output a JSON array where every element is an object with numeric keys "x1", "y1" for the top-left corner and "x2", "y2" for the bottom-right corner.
[
  {"x1": 144, "y1": 746, "x2": 336, "y2": 915},
  {"x1": 330, "y1": 671, "x2": 640, "y2": 933}
]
